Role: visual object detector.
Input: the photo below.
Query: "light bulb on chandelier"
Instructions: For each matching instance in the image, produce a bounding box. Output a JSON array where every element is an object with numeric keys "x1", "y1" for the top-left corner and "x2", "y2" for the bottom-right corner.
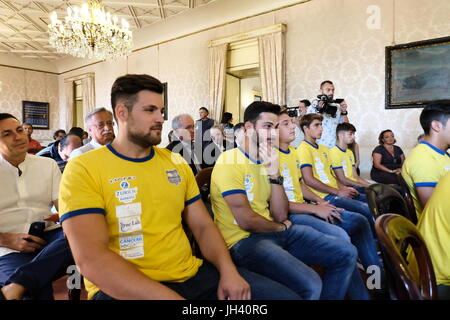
[{"x1": 48, "y1": 0, "x2": 133, "y2": 61}]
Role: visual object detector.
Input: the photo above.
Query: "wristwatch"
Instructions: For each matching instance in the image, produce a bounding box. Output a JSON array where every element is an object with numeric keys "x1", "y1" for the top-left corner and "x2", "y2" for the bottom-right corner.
[
  {"x1": 341, "y1": 111, "x2": 348, "y2": 116},
  {"x1": 268, "y1": 176, "x2": 284, "y2": 185}
]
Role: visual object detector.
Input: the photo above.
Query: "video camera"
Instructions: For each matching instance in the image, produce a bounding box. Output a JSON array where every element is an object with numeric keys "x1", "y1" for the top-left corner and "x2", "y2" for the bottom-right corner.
[
  {"x1": 316, "y1": 95, "x2": 344, "y2": 118},
  {"x1": 286, "y1": 106, "x2": 300, "y2": 118}
]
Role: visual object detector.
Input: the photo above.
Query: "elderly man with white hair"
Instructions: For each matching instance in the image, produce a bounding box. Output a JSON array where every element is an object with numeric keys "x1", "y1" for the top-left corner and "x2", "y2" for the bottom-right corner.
[
  {"x1": 166, "y1": 114, "x2": 205, "y2": 175},
  {"x1": 69, "y1": 107, "x2": 115, "y2": 159}
]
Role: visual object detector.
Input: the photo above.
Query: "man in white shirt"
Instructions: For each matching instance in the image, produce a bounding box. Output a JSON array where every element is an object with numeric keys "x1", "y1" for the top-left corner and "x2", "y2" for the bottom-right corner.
[
  {"x1": 0, "y1": 113, "x2": 73, "y2": 300},
  {"x1": 69, "y1": 107, "x2": 115, "y2": 159}
]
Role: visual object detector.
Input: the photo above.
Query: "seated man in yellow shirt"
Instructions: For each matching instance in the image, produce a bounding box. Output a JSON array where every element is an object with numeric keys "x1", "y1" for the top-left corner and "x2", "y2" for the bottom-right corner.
[
  {"x1": 417, "y1": 172, "x2": 450, "y2": 299},
  {"x1": 211, "y1": 101, "x2": 359, "y2": 300},
  {"x1": 329, "y1": 123, "x2": 371, "y2": 194},
  {"x1": 402, "y1": 104, "x2": 450, "y2": 220},
  {"x1": 58, "y1": 74, "x2": 299, "y2": 300}
]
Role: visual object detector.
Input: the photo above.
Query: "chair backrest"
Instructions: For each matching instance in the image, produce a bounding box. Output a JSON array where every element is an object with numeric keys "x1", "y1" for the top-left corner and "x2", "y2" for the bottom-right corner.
[
  {"x1": 365, "y1": 183, "x2": 411, "y2": 221},
  {"x1": 396, "y1": 173, "x2": 418, "y2": 224},
  {"x1": 195, "y1": 167, "x2": 214, "y2": 194},
  {"x1": 182, "y1": 167, "x2": 215, "y2": 259},
  {"x1": 375, "y1": 214, "x2": 438, "y2": 300}
]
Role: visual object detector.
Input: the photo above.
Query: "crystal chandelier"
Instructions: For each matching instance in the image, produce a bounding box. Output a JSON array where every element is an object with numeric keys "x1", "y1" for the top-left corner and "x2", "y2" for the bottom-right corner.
[{"x1": 48, "y1": 0, "x2": 133, "y2": 61}]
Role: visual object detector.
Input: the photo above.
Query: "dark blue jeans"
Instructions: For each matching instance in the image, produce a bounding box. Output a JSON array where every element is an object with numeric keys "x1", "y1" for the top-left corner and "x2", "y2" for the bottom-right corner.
[
  {"x1": 93, "y1": 260, "x2": 301, "y2": 300},
  {"x1": 229, "y1": 225, "x2": 358, "y2": 300},
  {"x1": 324, "y1": 194, "x2": 375, "y2": 236},
  {"x1": 289, "y1": 213, "x2": 383, "y2": 299},
  {"x1": 0, "y1": 228, "x2": 74, "y2": 300}
]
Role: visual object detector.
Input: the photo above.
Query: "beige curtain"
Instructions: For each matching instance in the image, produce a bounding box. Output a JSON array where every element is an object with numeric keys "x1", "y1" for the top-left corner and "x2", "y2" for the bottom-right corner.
[
  {"x1": 81, "y1": 75, "x2": 95, "y2": 119},
  {"x1": 258, "y1": 32, "x2": 286, "y2": 106},
  {"x1": 64, "y1": 81, "x2": 74, "y2": 130},
  {"x1": 208, "y1": 43, "x2": 228, "y2": 121}
]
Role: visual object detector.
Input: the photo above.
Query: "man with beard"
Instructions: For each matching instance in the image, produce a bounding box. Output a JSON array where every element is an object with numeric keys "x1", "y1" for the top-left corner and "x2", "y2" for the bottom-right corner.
[
  {"x1": 58, "y1": 74, "x2": 301, "y2": 300},
  {"x1": 69, "y1": 108, "x2": 115, "y2": 159}
]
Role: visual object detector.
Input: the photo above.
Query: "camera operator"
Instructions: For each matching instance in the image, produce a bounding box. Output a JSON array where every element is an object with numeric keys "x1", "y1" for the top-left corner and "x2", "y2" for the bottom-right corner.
[
  {"x1": 289, "y1": 99, "x2": 310, "y2": 148},
  {"x1": 306, "y1": 80, "x2": 349, "y2": 148}
]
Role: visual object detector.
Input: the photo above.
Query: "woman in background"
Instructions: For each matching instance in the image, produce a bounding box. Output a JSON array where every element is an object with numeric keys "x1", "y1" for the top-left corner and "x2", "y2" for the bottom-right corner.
[{"x1": 370, "y1": 129, "x2": 405, "y2": 185}]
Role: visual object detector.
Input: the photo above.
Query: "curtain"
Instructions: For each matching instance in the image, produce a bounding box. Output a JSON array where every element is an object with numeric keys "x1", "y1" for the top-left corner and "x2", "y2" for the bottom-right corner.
[
  {"x1": 208, "y1": 43, "x2": 228, "y2": 121},
  {"x1": 81, "y1": 75, "x2": 95, "y2": 119},
  {"x1": 64, "y1": 81, "x2": 74, "y2": 130},
  {"x1": 258, "y1": 32, "x2": 286, "y2": 106}
]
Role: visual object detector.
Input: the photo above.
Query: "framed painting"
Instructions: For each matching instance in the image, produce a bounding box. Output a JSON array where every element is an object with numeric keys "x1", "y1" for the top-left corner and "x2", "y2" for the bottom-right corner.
[
  {"x1": 22, "y1": 101, "x2": 49, "y2": 129},
  {"x1": 386, "y1": 36, "x2": 450, "y2": 109}
]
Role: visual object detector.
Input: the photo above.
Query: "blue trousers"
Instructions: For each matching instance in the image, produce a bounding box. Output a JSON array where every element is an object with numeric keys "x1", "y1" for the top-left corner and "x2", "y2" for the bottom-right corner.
[
  {"x1": 93, "y1": 260, "x2": 301, "y2": 300},
  {"x1": 289, "y1": 213, "x2": 384, "y2": 299},
  {"x1": 229, "y1": 225, "x2": 358, "y2": 300},
  {"x1": 0, "y1": 228, "x2": 74, "y2": 300},
  {"x1": 324, "y1": 194, "x2": 375, "y2": 236}
]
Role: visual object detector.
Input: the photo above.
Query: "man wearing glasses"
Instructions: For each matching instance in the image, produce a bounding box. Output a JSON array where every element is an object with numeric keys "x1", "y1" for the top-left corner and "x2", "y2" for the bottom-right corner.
[{"x1": 70, "y1": 108, "x2": 115, "y2": 159}]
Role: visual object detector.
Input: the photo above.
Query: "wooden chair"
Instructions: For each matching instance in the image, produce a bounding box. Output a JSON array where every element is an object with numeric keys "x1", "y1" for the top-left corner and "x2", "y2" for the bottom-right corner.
[
  {"x1": 375, "y1": 214, "x2": 438, "y2": 300},
  {"x1": 395, "y1": 173, "x2": 418, "y2": 224},
  {"x1": 181, "y1": 167, "x2": 215, "y2": 259},
  {"x1": 365, "y1": 183, "x2": 414, "y2": 222}
]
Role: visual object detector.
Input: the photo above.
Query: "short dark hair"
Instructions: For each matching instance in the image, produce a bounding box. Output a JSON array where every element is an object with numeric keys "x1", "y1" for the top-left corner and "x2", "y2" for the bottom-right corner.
[
  {"x1": 420, "y1": 104, "x2": 450, "y2": 135},
  {"x1": 300, "y1": 113, "x2": 323, "y2": 133},
  {"x1": 221, "y1": 112, "x2": 232, "y2": 124},
  {"x1": 320, "y1": 80, "x2": 334, "y2": 89},
  {"x1": 68, "y1": 126, "x2": 84, "y2": 140},
  {"x1": 336, "y1": 123, "x2": 356, "y2": 136},
  {"x1": 378, "y1": 129, "x2": 394, "y2": 145},
  {"x1": 53, "y1": 129, "x2": 66, "y2": 140},
  {"x1": 111, "y1": 74, "x2": 164, "y2": 120},
  {"x1": 199, "y1": 107, "x2": 209, "y2": 113},
  {"x1": 243, "y1": 101, "x2": 281, "y2": 123},
  {"x1": 233, "y1": 122, "x2": 244, "y2": 131},
  {"x1": 59, "y1": 134, "x2": 81, "y2": 151},
  {"x1": 0, "y1": 113, "x2": 18, "y2": 122},
  {"x1": 299, "y1": 99, "x2": 311, "y2": 106}
]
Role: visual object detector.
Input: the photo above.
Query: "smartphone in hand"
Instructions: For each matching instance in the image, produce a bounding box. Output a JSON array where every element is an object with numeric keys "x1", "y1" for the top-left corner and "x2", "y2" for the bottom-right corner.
[{"x1": 28, "y1": 221, "x2": 46, "y2": 238}]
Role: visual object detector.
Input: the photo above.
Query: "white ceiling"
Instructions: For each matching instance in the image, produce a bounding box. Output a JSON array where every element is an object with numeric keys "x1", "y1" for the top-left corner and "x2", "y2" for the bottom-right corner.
[{"x1": 0, "y1": 0, "x2": 216, "y2": 60}]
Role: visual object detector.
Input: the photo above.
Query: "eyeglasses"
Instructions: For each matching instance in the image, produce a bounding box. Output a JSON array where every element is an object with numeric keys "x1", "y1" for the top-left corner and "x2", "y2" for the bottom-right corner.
[{"x1": 92, "y1": 121, "x2": 115, "y2": 129}]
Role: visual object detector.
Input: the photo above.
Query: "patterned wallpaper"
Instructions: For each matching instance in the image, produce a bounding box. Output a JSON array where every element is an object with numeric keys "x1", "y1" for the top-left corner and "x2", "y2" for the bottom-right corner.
[
  {"x1": 0, "y1": 66, "x2": 59, "y2": 144},
  {"x1": 55, "y1": 0, "x2": 450, "y2": 173}
]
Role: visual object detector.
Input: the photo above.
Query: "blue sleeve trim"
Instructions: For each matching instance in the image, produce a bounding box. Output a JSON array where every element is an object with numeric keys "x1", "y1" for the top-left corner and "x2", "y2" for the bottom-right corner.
[
  {"x1": 300, "y1": 164, "x2": 313, "y2": 169},
  {"x1": 222, "y1": 189, "x2": 246, "y2": 197},
  {"x1": 332, "y1": 166, "x2": 343, "y2": 170},
  {"x1": 185, "y1": 194, "x2": 201, "y2": 206},
  {"x1": 415, "y1": 182, "x2": 437, "y2": 188},
  {"x1": 60, "y1": 208, "x2": 106, "y2": 224}
]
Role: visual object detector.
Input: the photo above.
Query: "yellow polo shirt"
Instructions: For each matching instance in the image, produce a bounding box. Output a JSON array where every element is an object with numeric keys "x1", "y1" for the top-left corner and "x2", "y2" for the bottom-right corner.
[
  {"x1": 211, "y1": 147, "x2": 272, "y2": 248},
  {"x1": 277, "y1": 146, "x2": 304, "y2": 204},
  {"x1": 329, "y1": 145, "x2": 357, "y2": 182},
  {"x1": 297, "y1": 141, "x2": 338, "y2": 199},
  {"x1": 417, "y1": 172, "x2": 450, "y2": 286},
  {"x1": 59, "y1": 145, "x2": 203, "y2": 299},
  {"x1": 402, "y1": 141, "x2": 450, "y2": 219}
]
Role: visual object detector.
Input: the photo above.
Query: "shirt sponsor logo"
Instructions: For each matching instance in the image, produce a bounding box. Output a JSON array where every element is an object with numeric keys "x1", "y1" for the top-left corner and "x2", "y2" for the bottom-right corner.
[
  {"x1": 116, "y1": 202, "x2": 142, "y2": 218},
  {"x1": 119, "y1": 216, "x2": 142, "y2": 233},
  {"x1": 119, "y1": 234, "x2": 144, "y2": 250},
  {"x1": 120, "y1": 246, "x2": 144, "y2": 260},
  {"x1": 115, "y1": 181, "x2": 138, "y2": 203},
  {"x1": 166, "y1": 169, "x2": 182, "y2": 185}
]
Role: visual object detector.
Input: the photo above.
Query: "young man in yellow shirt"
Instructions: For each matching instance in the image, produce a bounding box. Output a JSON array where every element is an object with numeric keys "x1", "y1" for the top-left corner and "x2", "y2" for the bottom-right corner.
[
  {"x1": 329, "y1": 123, "x2": 371, "y2": 193},
  {"x1": 402, "y1": 104, "x2": 450, "y2": 220},
  {"x1": 211, "y1": 101, "x2": 359, "y2": 300},
  {"x1": 277, "y1": 111, "x2": 383, "y2": 299},
  {"x1": 58, "y1": 74, "x2": 299, "y2": 300},
  {"x1": 417, "y1": 172, "x2": 450, "y2": 299},
  {"x1": 297, "y1": 114, "x2": 376, "y2": 236}
]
